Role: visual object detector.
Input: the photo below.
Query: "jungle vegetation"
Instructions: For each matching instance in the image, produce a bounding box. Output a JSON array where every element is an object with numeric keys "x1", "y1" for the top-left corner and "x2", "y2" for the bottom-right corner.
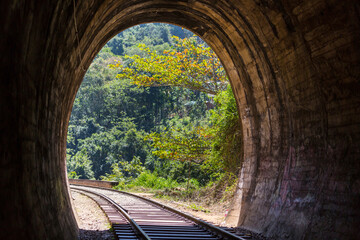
[{"x1": 67, "y1": 23, "x2": 242, "y2": 202}]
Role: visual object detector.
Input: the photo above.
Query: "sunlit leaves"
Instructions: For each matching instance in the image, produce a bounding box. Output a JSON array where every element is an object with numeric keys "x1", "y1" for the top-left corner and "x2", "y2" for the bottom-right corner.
[
  {"x1": 110, "y1": 36, "x2": 228, "y2": 95},
  {"x1": 204, "y1": 85, "x2": 242, "y2": 174},
  {"x1": 145, "y1": 123, "x2": 211, "y2": 164},
  {"x1": 101, "y1": 156, "x2": 146, "y2": 182}
]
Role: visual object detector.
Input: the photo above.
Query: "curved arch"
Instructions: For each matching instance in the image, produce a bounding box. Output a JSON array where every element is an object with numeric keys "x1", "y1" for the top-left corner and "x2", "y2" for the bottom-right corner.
[
  {"x1": 1, "y1": 0, "x2": 359, "y2": 239},
  {"x1": 64, "y1": 0, "x2": 286, "y2": 227}
]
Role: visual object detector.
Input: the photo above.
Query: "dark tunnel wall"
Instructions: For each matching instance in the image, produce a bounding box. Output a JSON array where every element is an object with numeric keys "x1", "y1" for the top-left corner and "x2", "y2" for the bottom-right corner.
[{"x1": 0, "y1": 0, "x2": 359, "y2": 239}]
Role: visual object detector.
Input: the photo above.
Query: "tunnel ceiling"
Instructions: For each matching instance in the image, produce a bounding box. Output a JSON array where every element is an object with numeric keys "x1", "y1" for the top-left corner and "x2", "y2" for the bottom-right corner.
[{"x1": 1, "y1": 0, "x2": 360, "y2": 239}]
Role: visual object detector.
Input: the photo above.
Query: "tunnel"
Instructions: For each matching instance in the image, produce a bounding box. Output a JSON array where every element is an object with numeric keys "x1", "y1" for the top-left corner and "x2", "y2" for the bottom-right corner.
[{"x1": 1, "y1": 0, "x2": 360, "y2": 239}]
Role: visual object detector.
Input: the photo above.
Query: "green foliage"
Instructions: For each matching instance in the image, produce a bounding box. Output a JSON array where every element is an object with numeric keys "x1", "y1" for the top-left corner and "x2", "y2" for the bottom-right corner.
[
  {"x1": 129, "y1": 171, "x2": 179, "y2": 190},
  {"x1": 67, "y1": 148, "x2": 95, "y2": 179},
  {"x1": 68, "y1": 118, "x2": 150, "y2": 179},
  {"x1": 107, "y1": 36, "x2": 124, "y2": 55},
  {"x1": 67, "y1": 23, "x2": 242, "y2": 204},
  {"x1": 110, "y1": 36, "x2": 227, "y2": 95},
  {"x1": 120, "y1": 156, "x2": 146, "y2": 178},
  {"x1": 146, "y1": 119, "x2": 211, "y2": 164},
  {"x1": 205, "y1": 85, "x2": 243, "y2": 175},
  {"x1": 68, "y1": 171, "x2": 80, "y2": 179},
  {"x1": 100, "y1": 162, "x2": 125, "y2": 182},
  {"x1": 101, "y1": 156, "x2": 145, "y2": 182},
  {"x1": 189, "y1": 203, "x2": 210, "y2": 213}
]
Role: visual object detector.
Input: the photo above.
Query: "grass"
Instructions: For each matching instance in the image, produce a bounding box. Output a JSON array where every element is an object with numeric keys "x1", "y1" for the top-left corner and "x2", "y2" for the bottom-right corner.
[
  {"x1": 111, "y1": 170, "x2": 238, "y2": 216},
  {"x1": 189, "y1": 203, "x2": 210, "y2": 213}
]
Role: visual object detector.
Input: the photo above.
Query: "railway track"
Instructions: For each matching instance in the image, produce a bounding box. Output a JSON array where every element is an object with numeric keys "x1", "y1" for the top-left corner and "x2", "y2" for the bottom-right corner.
[{"x1": 71, "y1": 185, "x2": 250, "y2": 240}]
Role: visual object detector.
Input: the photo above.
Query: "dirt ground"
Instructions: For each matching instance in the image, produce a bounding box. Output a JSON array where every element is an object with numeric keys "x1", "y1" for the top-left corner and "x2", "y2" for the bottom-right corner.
[{"x1": 133, "y1": 192, "x2": 235, "y2": 227}]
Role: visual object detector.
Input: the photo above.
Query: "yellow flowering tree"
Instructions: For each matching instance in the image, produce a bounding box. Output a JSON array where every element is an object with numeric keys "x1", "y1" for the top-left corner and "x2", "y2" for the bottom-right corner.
[{"x1": 109, "y1": 36, "x2": 228, "y2": 95}]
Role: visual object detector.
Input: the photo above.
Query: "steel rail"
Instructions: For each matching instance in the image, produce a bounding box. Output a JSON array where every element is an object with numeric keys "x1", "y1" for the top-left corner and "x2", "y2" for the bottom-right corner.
[
  {"x1": 71, "y1": 186, "x2": 151, "y2": 240},
  {"x1": 70, "y1": 184, "x2": 246, "y2": 240}
]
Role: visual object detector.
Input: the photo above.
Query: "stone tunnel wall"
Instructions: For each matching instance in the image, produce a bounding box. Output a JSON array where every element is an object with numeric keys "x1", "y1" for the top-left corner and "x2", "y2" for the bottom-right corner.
[{"x1": 0, "y1": 0, "x2": 359, "y2": 239}]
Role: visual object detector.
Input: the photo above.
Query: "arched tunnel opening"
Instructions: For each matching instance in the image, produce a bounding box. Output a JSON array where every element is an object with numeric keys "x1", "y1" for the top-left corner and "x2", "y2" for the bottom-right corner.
[
  {"x1": 1, "y1": 1, "x2": 359, "y2": 239},
  {"x1": 66, "y1": 22, "x2": 245, "y2": 234}
]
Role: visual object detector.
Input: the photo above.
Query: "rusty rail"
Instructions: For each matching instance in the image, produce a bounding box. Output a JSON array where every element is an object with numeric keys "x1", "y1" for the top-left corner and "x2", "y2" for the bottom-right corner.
[{"x1": 70, "y1": 184, "x2": 248, "y2": 240}]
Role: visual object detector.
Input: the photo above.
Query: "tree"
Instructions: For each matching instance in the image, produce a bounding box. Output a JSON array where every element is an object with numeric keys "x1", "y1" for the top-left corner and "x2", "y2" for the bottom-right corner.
[
  {"x1": 110, "y1": 36, "x2": 228, "y2": 95},
  {"x1": 107, "y1": 35, "x2": 229, "y2": 174},
  {"x1": 67, "y1": 148, "x2": 95, "y2": 179},
  {"x1": 66, "y1": 23, "x2": 242, "y2": 190},
  {"x1": 146, "y1": 120, "x2": 212, "y2": 189},
  {"x1": 146, "y1": 122, "x2": 211, "y2": 164},
  {"x1": 204, "y1": 85, "x2": 242, "y2": 175},
  {"x1": 107, "y1": 36, "x2": 124, "y2": 55}
]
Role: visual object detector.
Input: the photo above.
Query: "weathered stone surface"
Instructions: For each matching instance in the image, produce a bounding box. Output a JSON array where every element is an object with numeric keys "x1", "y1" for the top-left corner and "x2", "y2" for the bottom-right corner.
[
  {"x1": 0, "y1": 0, "x2": 359, "y2": 239},
  {"x1": 69, "y1": 179, "x2": 118, "y2": 188}
]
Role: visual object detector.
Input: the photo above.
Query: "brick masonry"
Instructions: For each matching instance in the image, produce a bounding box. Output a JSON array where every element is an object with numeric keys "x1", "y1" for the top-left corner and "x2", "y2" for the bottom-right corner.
[{"x1": 0, "y1": 0, "x2": 359, "y2": 239}]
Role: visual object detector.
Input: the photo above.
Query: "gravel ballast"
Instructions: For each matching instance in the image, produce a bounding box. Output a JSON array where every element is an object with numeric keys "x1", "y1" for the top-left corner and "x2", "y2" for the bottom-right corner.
[{"x1": 71, "y1": 190, "x2": 114, "y2": 240}]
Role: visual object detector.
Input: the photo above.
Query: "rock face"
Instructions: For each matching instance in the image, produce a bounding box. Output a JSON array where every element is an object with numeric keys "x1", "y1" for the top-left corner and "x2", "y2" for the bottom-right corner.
[{"x1": 0, "y1": 0, "x2": 359, "y2": 239}]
